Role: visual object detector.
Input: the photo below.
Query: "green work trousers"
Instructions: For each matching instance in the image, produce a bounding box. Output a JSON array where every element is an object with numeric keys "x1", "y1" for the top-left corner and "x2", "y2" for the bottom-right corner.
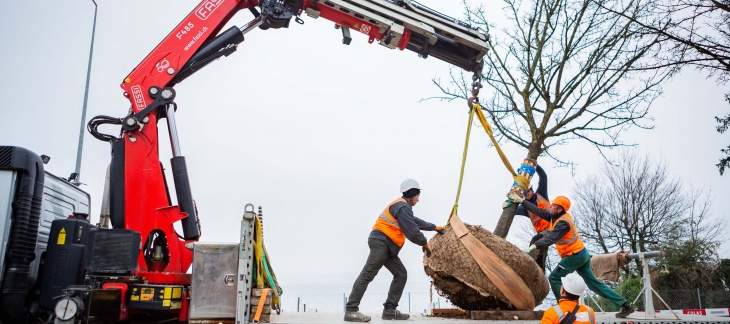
[{"x1": 548, "y1": 250, "x2": 627, "y2": 308}]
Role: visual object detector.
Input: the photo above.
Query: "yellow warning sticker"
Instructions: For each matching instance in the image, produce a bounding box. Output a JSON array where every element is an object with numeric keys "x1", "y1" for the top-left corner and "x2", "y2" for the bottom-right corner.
[
  {"x1": 141, "y1": 287, "x2": 155, "y2": 301},
  {"x1": 164, "y1": 288, "x2": 172, "y2": 299},
  {"x1": 57, "y1": 228, "x2": 66, "y2": 245},
  {"x1": 162, "y1": 300, "x2": 171, "y2": 307},
  {"x1": 170, "y1": 301, "x2": 182, "y2": 310},
  {"x1": 131, "y1": 295, "x2": 139, "y2": 301},
  {"x1": 172, "y1": 288, "x2": 182, "y2": 299}
]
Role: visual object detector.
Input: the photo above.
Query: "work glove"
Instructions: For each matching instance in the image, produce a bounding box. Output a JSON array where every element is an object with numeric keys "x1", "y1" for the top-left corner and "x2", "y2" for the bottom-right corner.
[
  {"x1": 501, "y1": 200, "x2": 512, "y2": 209},
  {"x1": 422, "y1": 244, "x2": 433, "y2": 258},
  {"x1": 529, "y1": 233, "x2": 544, "y2": 245},
  {"x1": 435, "y1": 225, "x2": 445, "y2": 235},
  {"x1": 524, "y1": 244, "x2": 537, "y2": 254},
  {"x1": 507, "y1": 192, "x2": 524, "y2": 204}
]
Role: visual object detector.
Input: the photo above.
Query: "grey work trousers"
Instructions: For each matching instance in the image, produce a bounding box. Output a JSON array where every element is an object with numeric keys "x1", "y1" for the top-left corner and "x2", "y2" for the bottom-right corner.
[{"x1": 345, "y1": 238, "x2": 407, "y2": 312}]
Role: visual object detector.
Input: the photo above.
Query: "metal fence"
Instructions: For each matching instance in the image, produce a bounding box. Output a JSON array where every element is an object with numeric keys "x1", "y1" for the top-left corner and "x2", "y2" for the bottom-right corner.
[
  {"x1": 280, "y1": 291, "x2": 456, "y2": 313},
  {"x1": 585, "y1": 289, "x2": 730, "y2": 312}
]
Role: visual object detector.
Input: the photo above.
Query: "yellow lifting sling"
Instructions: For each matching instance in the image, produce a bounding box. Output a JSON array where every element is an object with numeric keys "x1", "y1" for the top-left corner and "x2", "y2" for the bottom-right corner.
[{"x1": 443, "y1": 95, "x2": 534, "y2": 310}]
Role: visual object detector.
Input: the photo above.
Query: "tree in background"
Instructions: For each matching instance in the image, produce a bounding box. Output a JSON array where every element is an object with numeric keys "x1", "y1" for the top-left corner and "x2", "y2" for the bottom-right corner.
[
  {"x1": 435, "y1": 0, "x2": 677, "y2": 237},
  {"x1": 717, "y1": 259, "x2": 730, "y2": 288},
  {"x1": 572, "y1": 151, "x2": 724, "y2": 287},
  {"x1": 573, "y1": 152, "x2": 682, "y2": 272},
  {"x1": 657, "y1": 189, "x2": 725, "y2": 289},
  {"x1": 601, "y1": 0, "x2": 730, "y2": 174},
  {"x1": 718, "y1": 95, "x2": 730, "y2": 175}
]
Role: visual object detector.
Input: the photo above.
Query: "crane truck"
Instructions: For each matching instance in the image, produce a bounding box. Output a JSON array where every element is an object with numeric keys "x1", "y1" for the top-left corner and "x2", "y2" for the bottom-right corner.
[{"x1": 0, "y1": 0, "x2": 489, "y2": 322}]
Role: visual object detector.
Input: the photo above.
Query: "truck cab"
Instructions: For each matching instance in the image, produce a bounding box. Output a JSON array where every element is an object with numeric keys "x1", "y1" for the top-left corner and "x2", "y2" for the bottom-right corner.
[{"x1": 0, "y1": 146, "x2": 90, "y2": 323}]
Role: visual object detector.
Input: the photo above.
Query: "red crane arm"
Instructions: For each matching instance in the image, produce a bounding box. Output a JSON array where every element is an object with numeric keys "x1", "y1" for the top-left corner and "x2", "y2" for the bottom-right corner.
[
  {"x1": 112, "y1": 0, "x2": 260, "y2": 281},
  {"x1": 98, "y1": 0, "x2": 489, "y2": 282},
  {"x1": 79, "y1": 1, "x2": 490, "y2": 321},
  {"x1": 121, "y1": 0, "x2": 258, "y2": 110}
]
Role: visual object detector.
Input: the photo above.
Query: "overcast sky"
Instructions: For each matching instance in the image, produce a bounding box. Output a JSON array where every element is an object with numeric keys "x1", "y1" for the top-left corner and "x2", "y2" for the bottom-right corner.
[{"x1": 1, "y1": 0, "x2": 728, "y2": 295}]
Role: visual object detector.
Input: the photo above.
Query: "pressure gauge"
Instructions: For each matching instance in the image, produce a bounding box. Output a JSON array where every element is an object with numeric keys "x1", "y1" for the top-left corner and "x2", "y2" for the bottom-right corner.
[{"x1": 54, "y1": 298, "x2": 78, "y2": 321}]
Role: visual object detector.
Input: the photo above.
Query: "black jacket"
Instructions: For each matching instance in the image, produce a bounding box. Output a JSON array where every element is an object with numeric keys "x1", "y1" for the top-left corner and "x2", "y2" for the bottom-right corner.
[{"x1": 521, "y1": 199, "x2": 569, "y2": 250}]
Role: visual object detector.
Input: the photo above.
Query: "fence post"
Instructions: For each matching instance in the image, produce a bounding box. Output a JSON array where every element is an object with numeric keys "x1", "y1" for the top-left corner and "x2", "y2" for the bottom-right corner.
[
  {"x1": 408, "y1": 292, "x2": 411, "y2": 313},
  {"x1": 297, "y1": 297, "x2": 300, "y2": 312},
  {"x1": 304, "y1": 304, "x2": 307, "y2": 312},
  {"x1": 344, "y1": 293, "x2": 347, "y2": 312},
  {"x1": 698, "y1": 288, "x2": 702, "y2": 309}
]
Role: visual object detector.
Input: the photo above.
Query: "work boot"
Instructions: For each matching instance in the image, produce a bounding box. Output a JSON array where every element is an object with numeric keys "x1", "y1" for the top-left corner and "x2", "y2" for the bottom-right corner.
[
  {"x1": 382, "y1": 309, "x2": 410, "y2": 320},
  {"x1": 344, "y1": 311, "x2": 371, "y2": 322},
  {"x1": 615, "y1": 302, "x2": 638, "y2": 318}
]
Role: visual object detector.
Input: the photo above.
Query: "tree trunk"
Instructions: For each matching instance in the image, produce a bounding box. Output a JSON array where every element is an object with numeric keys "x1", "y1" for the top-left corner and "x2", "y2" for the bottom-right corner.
[
  {"x1": 493, "y1": 146, "x2": 542, "y2": 238},
  {"x1": 493, "y1": 205, "x2": 518, "y2": 238}
]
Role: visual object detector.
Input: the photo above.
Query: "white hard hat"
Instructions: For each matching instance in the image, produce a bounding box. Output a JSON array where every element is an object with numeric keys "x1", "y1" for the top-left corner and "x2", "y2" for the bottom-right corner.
[
  {"x1": 562, "y1": 273, "x2": 586, "y2": 296},
  {"x1": 400, "y1": 179, "x2": 421, "y2": 193}
]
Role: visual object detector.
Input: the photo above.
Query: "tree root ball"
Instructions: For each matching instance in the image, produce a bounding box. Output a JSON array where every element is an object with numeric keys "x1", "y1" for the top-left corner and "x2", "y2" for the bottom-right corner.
[{"x1": 424, "y1": 224, "x2": 549, "y2": 310}]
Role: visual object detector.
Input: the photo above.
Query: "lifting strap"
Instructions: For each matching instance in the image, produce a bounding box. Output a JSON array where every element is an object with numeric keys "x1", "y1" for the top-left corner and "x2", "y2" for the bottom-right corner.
[
  {"x1": 472, "y1": 102, "x2": 530, "y2": 190},
  {"x1": 448, "y1": 105, "x2": 476, "y2": 224},
  {"x1": 440, "y1": 80, "x2": 535, "y2": 309},
  {"x1": 449, "y1": 213, "x2": 535, "y2": 309},
  {"x1": 253, "y1": 213, "x2": 283, "y2": 311},
  {"x1": 473, "y1": 102, "x2": 516, "y2": 176},
  {"x1": 447, "y1": 102, "x2": 529, "y2": 226}
]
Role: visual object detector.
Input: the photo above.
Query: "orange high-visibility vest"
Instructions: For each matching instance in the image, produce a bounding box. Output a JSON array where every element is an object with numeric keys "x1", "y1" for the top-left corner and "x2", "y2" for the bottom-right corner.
[
  {"x1": 529, "y1": 194, "x2": 551, "y2": 233},
  {"x1": 550, "y1": 213, "x2": 585, "y2": 257},
  {"x1": 540, "y1": 299, "x2": 596, "y2": 324},
  {"x1": 372, "y1": 198, "x2": 407, "y2": 246}
]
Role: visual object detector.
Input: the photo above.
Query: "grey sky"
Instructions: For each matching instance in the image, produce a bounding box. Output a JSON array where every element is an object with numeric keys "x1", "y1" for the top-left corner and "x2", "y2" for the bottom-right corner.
[{"x1": 1, "y1": 0, "x2": 727, "y2": 295}]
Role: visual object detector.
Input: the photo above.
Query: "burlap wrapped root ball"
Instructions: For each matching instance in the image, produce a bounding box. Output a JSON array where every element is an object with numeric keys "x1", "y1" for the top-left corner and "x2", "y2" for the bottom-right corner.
[{"x1": 424, "y1": 224, "x2": 549, "y2": 310}]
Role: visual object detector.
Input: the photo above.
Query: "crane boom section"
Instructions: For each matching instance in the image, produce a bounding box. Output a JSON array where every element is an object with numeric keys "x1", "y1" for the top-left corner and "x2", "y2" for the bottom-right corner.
[{"x1": 107, "y1": 0, "x2": 489, "y2": 285}]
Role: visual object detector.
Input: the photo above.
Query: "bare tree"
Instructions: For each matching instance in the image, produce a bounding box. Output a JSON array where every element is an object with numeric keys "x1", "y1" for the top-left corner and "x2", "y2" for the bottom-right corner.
[
  {"x1": 657, "y1": 187, "x2": 725, "y2": 288},
  {"x1": 618, "y1": 0, "x2": 730, "y2": 79},
  {"x1": 434, "y1": 0, "x2": 677, "y2": 237},
  {"x1": 572, "y1": 151, "x2": 724, "y2": 281},
  {"x1": 599, "y1": 0, "x2": 730, "y2": 174}
]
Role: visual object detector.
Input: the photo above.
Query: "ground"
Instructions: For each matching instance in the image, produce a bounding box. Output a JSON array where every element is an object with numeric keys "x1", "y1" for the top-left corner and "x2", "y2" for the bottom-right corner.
[{"x1": 269, "y1": 311, "x2": 730, "y2": 323}]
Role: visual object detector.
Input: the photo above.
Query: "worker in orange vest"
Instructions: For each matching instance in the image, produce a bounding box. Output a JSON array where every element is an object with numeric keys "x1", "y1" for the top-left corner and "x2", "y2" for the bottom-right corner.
[
  {"x1": 515, "y1": 164, "x2": 551, "y2": 271},
  {"x1": 510, "y1": 194, "x2": 638, "y2": 318},
  {"x1": 344, "y1": 179, "x2": 444, "y2": 322},
  {"x1": 541, "y1": 273, "x2": 596, "y2": 324}
]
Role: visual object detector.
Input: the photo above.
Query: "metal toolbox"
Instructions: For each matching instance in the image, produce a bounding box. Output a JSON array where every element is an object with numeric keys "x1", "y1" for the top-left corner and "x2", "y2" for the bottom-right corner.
[{"x1": 189, "y1": 243, "x2": 239, "y2": 321}]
